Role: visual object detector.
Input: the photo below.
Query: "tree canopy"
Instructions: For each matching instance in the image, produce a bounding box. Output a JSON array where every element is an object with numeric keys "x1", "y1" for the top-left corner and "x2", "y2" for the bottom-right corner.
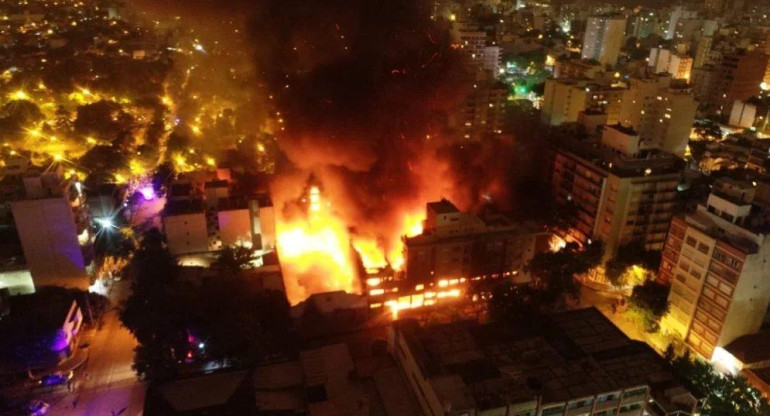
[
  {"x1": 527, "y1": 241, "x2": 603, "y2": 298},
  {"x1": 665, "y1": 348, "x2": 770, "y2": 416},
  {"x1": 120, "y1": 229, "x2": 293, "y2": 381}
]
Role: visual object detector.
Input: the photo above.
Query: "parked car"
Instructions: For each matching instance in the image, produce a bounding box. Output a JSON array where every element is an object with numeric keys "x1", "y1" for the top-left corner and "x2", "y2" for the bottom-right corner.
[
  {"x1": 25, "y1": 400, "x2": 49, "y2": 416},
  {"x1": 38, "y1": 371, "x2": 72, "y2": 387}
]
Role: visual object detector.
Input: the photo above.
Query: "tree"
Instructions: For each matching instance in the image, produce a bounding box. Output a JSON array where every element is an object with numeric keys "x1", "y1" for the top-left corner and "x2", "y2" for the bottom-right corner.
[
  {"x1": 211, "y1": 245, "x2": 257, "y2": 275},
  {"x1": 665, "y1": 349, "x2": 770, "y2": 416},
  {"x1": 527, "y1": 241, "x2": 604, "y2": 298},
  {"x1": 120, "y1": 228, "x2": 188, "y2": 381},
  {"x1": 0, "y1": 100, "x2": 43, "y2": 133},
  {"x1": 604, "y1": 242, "x2": 661, "y2": 287},
  {"x1": 627, "y1": 280, "x2": 669, "y2": 332},
  {"x1": 78, "y1": 145, "x2": 128, "y2": 176},
  {"x1": 121, "y1": 229, "x2": 294, "y2": 381},
  {"x1": 151, "y1": 162, "x2": 175, "y2": 194},
  {"x1": 54, "y1": 105, "x2": 73, "y2": 133},
  {"x1": 487, "y1": 280, "x2": 560, "y2": 321}
]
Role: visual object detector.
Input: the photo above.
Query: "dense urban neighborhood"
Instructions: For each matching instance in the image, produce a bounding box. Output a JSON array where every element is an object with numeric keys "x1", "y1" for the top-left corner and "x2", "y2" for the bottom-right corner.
[{"x1": 2, "y1": 0, "x2": 770, "y2": 415}]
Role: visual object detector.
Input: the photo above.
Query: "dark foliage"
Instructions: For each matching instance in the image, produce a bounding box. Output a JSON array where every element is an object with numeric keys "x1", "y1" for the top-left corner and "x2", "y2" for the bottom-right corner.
[{"x1": 665, "y1": 348, "x2": 770, "y2": 416}]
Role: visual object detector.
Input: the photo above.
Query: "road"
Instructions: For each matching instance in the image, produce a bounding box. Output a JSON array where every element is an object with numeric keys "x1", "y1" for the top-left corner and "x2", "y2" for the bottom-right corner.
[
  {"x1": 574, "y1": 282, "x2": 668, "y2": 353},
  {"x1": 52, "y1": 280, "x2": 145, "y2": 416}
]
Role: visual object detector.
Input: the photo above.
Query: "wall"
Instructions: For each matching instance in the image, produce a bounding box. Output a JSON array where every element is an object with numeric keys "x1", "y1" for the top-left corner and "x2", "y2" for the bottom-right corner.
[
  {"x1": 164, "y1": 213, "x2": 208, "y2": 255},
  {"x1": 10, "y1": 198, "x2": 88, "y2": 290},
  {"x1": 217, "y1": 209, "x2": 251, "y2": 247}
]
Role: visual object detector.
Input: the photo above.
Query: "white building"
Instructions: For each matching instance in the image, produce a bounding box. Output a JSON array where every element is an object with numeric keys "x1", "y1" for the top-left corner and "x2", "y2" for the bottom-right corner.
[
  {"x1": 7, "y1": 167, "x2": 90, "y2": 290},
  {"x1": 581, "y1": 15, "x2": 626, "y2": 67}
]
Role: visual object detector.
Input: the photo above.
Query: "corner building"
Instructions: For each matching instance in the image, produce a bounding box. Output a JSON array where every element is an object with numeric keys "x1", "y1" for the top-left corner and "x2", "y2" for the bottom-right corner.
[{"x1": 660, "y1": 178, "x2": 770, "y2": 360}]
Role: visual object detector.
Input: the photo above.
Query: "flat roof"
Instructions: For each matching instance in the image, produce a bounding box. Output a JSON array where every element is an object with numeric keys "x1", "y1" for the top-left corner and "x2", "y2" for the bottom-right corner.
[
  {"x1": 397, "y1": 308, "x2": 687, "y2": 410},
  {"x1": 428, "y1": 199, "x2": 460, "y2": 214}
]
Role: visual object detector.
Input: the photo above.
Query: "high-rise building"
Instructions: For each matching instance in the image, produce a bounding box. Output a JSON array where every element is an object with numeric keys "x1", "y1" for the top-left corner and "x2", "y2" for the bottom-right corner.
[
  {"x1": 650, "y1": 49, "x2": 694, "y2": 81},
  {"x1": 391, "y1": 308, "x2": 701, "y2": 416},
  {"x1": 541, "y1": 79, "x2": 627, "y2": 126},
  {"x1": 660, "y1": 178, "x2": 770, "y2": 361},
  {"x1": 619, "y1": 75, "x2": 697, "y2": 158},
  {"x1": 696, "y1": 50, "x2": 768, "y2": 115},
  {"x1": 551, "y1": 126, "x2": 682, "y2": 257},
  {"x1": 664, "y1": 6, "x2": 697, "y2": 40},
  {"x1": 693, "y1": 36, "x2": 713, "y2": 69},
  {"x1": 5, "y1": 165, "x2": 91, "y2": 290},
  {"x1": 455, "y1": 80, "x2": 508, "y2": 140},
  {"x1": 581, "y1": 15, "x2": 626, "y2": 67}
]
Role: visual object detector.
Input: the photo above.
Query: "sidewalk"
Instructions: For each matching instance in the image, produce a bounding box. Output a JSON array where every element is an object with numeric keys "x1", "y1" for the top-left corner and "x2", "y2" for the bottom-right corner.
[{"x1": 57, "y1": 327, "x2": 97, "y2": 374}]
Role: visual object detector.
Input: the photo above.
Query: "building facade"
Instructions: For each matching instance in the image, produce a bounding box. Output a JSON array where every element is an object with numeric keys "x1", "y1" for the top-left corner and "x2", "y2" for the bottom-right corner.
[
  {"x1": 582, "y1": 15, "x2": 626, "y2": 67},
  {"x1": 660, "y1": 179, "x2": 770, "y2": 361},
  {"x1": 403, "y1": 199, "x2": 547, "y2": 285},
  {"x1": 551, "y1": 127, "x2": 682, "y2": 256},
  {"x1": 6, "y1": 166, "x2": 90, "y2": 290}
]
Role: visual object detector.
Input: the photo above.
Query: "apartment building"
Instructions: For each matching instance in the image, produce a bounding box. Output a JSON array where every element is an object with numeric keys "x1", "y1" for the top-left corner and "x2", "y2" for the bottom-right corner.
[
  {"x1": 541, "y1": 79, "x2": 627, "y2": 126},
  {"x1": 551, "y1": 125, "x2": 682, "y2": 257},
  {"x1": 582, "y1": 15, "x2": 626, "y2": 67},
  {"x1": 390, "y1": 308, "x2": 700, "y2": 416},
  {"x1": 162, "y1": 174, "x2": 275, "y2": 255},
  {"x1": 456, "y1": 81, "x2": 508, "y2": 140},
  {"x1": 695, "y1": 50, "x2": 768, "y2": 115},
  {"x1": 619, "y1": 75, "x2": 697, "y2": 158},
  {"x1": 660, "y1": 178, "x2": 770, "y2": 361},
  {"x1": 3, "y1": 164, "x2": 91, "y2": 290},
  {"x1": 403, "y1": 199, "x2": 548, "y2": 286}
]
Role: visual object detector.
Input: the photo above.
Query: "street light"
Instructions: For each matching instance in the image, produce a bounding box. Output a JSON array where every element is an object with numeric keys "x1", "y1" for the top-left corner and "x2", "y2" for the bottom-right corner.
[{"x1": 95, "y1": 217, "x2": 114, "y2": 229}]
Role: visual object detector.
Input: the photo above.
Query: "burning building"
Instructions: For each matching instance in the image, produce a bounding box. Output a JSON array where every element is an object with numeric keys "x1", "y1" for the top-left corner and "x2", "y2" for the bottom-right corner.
[
  {"x1": 404, "y1": 199, "x2": 548, "y2": 284},
  {"x1": 363, "y1": 199, "x2": 550, "y2": 317}
]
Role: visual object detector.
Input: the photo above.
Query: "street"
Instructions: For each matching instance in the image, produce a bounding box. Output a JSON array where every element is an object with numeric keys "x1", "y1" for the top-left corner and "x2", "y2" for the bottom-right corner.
[{"x1": 51, "y1": 280, "x2": 145, "y2": 416}]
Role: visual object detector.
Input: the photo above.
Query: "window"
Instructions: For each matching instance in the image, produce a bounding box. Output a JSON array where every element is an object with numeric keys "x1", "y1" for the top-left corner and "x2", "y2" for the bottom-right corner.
[
  {"x1": 718, "y1": 283, "x2": 733, "y2": 296},
  {"x1": 566, "y1": 398, "x2": 593, "y2": 409},
  {"x1": 541, "y1": 406, "x2": 564, "y2": 416},
  {"x1": 623, "y1": 387, "x2": 647, "y2": 398},
  {"x1": 690, "y1": 268, "x2": 702, "y2": 279},
  {"x1": 620, "y1": 403, "x2": 643, "y2": 412},
  {"x1": 670, "y1": 225, "x2": 686, "y2": 239},
  {"x1": 697, "y1": 243, "x2": 709, "y2": 254},
  {"x1": 597, "y1": 393, "x2": 619, "y2": 403},
  {"x1": 686, "y1": 236, "x2": 697, "y2": 247}
]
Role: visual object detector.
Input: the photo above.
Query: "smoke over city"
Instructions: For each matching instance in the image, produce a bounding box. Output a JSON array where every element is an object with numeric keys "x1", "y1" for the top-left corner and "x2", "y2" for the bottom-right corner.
[
  {"x1": 246, "y1": 0, "x2": 527, "y2": 301},
  {"x1": 135, "y1": 0, "x2": 526, "y2": 302}
]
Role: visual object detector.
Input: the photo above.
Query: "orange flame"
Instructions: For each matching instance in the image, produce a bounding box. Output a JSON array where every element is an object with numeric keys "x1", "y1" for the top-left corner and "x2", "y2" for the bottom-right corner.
[{"x1": 276, "y1": 187, "x2": 360, "y2": 304}]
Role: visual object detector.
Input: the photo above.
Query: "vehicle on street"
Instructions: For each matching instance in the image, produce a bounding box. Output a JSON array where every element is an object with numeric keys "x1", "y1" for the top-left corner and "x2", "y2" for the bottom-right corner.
[
  {"x1": 38, "y1": 371, "x2": 73, "y2": 387},
  {"x1": 25, "y1": 400, "x2": 50, "y2": 416}
]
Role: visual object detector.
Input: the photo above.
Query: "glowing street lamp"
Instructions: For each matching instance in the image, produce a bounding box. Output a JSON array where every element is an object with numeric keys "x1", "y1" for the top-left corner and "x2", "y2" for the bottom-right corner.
[
  {"x1": 9, "y1": 90, "x2": 28, "y2": 100},
  {"x1": 138, "y1": 186, "x2": 155, "y2": 201},
  {"x1": 95, "y1": 217, "x2": 114, "y2": 229}
]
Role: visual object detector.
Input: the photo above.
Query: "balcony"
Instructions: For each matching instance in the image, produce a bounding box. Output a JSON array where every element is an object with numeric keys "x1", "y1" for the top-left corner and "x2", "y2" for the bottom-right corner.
[
  {"x1": 593, "y1": 399, "x2": 619, "y2": 412},
  {"x1": 620, "y1": 393, "x2": 646, "y2": 406},
  {"x1": 565, "y1": 404, "x2": 593, "y2": 416}
]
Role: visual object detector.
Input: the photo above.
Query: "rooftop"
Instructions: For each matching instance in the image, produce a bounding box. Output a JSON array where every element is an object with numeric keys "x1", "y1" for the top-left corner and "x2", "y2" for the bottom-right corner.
[
  {"x1": 553, "y1": 131, "x2": 684, "y2": 179},
  {"x1": 724, "y1": 332, "x2": 770, "y2": 365},
  {"x1": 164, "y1": 199, "x2": 205, "y2": 216},
  {"x1": 428, "y1": 199, "x2": 460, "y2": 214},
  {"x1": 396, "y1": 308, "x2": 691, "y2": 410}
]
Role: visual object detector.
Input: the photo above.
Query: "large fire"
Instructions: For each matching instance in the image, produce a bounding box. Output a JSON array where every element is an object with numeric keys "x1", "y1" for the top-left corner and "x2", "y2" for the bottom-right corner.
[{"x1": 275, "y1": 185, "x2": 426, "y2": 304}]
